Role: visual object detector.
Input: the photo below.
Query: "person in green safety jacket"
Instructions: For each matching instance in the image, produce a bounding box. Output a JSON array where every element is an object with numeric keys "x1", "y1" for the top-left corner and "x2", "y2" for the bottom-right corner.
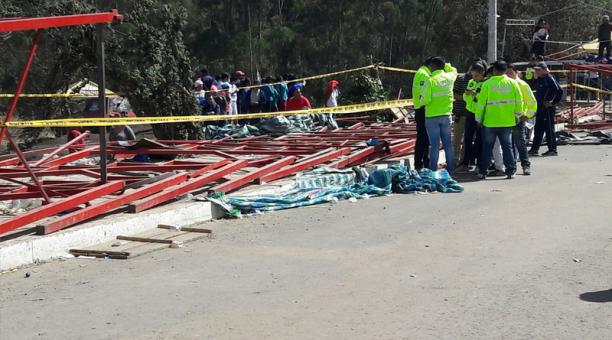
[
  {"x1": 459, "y1": 59, "x2": 488, "y2": 170},
  {"x1": 507, "y1": 63, "x2": 537, "y2": 176},
  {"x1": 475, "y1": 60, "x2": 523, "y2": 180},
  {"x1": 525, "y1": 55, "x2": 543, "y2": 89},
  {"x1": 411, "y1": 57, "x2": 433, "y2": 170},
  {"x1": 420, "y1": 57, "x2": 458, "y2": 175}
]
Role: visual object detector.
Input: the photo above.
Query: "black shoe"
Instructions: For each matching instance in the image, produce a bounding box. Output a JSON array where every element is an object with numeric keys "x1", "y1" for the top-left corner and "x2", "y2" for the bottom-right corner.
[
  {"x1": 488, "y1": 169, "x2": 505, "y2": 177},
  {"x1": 523, "y1": 167, "x2": 531, "y2": 176},
  {"x1": 542, "y1": 150, "x2": 558, "y2": 157},
  {"x1": 528, "y1": 149, "x2": 539, "y2": 156}
]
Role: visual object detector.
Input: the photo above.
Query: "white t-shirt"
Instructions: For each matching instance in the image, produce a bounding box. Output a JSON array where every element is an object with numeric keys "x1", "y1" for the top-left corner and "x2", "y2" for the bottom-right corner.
[
  {"x1": 326, "y1": 89, "x2": 339, "y2": 107},
  {"x1": 533, "y1": 28, "x2": 548, "y2": 41}
]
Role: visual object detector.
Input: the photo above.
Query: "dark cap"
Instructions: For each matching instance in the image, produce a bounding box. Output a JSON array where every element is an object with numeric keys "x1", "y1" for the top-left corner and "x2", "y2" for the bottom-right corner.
[
  {"x1": 533, "y1": 61, "x2": 548, "y2": 69},
  {"x1": 491, "y1": 60, "x2": 508, "y2": 72},
  {"x1": 428, "y1": 56, "x2": 446, "y2": 69}
]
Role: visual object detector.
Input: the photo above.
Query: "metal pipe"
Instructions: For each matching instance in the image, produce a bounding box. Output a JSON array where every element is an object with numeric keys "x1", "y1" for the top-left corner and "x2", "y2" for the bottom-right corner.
[
  {"x1": 97, "y1": 24, "x2": 108, "y2": 184},
  {"x1": 569, "y1": 67, "x2": 575, "y2": 124},
  {"x1": 33, "y1": 131, "x2": 90, "y2": 166},
  {"x1": 0, "y1": 29, "x2": 43, "y2": 145},
  {"x1": 5, "y1": 131, "x2": 51, "y2": 204}
]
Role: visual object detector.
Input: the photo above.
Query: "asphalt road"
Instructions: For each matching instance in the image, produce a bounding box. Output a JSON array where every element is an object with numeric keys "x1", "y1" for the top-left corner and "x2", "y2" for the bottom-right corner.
[{"x1": 1, "y1": 145, "x2": 611, "y2": 340}]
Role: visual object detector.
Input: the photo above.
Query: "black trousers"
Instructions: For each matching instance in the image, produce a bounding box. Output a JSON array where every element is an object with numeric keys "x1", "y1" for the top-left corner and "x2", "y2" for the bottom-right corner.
[
  {"x1": 414, "y1": 107, "x2": 430, "y2": 169},
  {"x1": 599, "y1": 41, "x2": 611, "y2": 58},
  {"x1": 532, "y1": 41, "x2": 545, "y2": 57},
  {"x1": 531, "y1": 107, "x2": 557, "y2": 152},
  {"x1": 462, "y1": 113, "x2": 481, "y2": 166}
]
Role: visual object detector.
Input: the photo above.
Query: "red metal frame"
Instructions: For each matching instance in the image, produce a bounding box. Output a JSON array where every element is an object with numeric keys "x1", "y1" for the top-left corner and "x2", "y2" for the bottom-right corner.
[
  {"x1": 258, "y1": 148, "x2": 352, "y2": 184},
  {"x1": 33, "y1": 131, "x2": 90, "y2": 166},
  {"x1": 38, "y1": 172, "x2": 190, "y2": 235},
  {"x1": 128, "y1": 160, "x2": 249, "y2": 213},
  {"x1": 0, "y1": 181, "x2": 124, "y2": 234},
  {"x1": 210, "y1": 156, "x2": 297, "y2": 193},
  {"x1": 566, "y1": 63, "x2": 612, "y2": 123},
  {"x1": 0, "y1": 119, "x2": 419, "y2": 236},
  {"x1": 0, "y1": 10, "x2": 123, "y2": 32},
  {"x1": 0, "y1": 11, "x2": 124, "y2": 235},
  {"x1": 0, "y1": 29, "x2": 42, "y2": 144}
]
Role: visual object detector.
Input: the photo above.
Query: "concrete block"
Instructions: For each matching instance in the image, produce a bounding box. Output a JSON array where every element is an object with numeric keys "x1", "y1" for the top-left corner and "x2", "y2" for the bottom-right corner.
[{"x1": 0, "y1": 200, "x2": 213, "y2": 270}]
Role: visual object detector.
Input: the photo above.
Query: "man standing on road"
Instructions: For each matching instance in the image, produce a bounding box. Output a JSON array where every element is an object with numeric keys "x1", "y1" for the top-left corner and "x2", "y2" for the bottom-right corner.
[
  {"x1": 461, "y1": 60, "x2": 488, "y2": 171},
  {"x1": 507, "y1": 64, "x2": 537, "y2": 175},
  {"x1": 529, "y1": 61, "x2": 563, "y2": 157},
  {"x1": 452, "y1": 67, "x2": 471, "y2": 169},
  {"x1": 420, "y1": 57, "x2": 458, "y2": 175},
  {"x1": 476, "y1": 60, "x2": 523, "y2": 180},
  {"x1": 412, "y1": 58, "x2": 433, "y2": 170}
]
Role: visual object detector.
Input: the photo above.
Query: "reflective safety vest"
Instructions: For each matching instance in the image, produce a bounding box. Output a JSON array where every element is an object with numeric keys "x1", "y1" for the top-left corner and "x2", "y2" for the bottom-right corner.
[
  {"x1": 476, "y1": 75, "x2": 523, "y2": 127},
  {"x1": 463, "y1": 79, "x2": 485, "y2": 115},
  {"x1": 412, "y1": 66, "x2": 431, "y2": 109},
  {"x1": 515, "y1": 78, "x2": 537, "y2": 119},
  {"x1": 525, "y1": 67, "x2": 535, "y2": 81},
  {"x1": 420, "y1": 64, "x2": 458, "y2": 118}
]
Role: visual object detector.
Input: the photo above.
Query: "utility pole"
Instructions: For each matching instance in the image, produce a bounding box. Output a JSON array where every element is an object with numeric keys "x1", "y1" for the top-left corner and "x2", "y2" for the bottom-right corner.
[{"x1": 488, "y1": 0, "x2": 497, "y2": 63}]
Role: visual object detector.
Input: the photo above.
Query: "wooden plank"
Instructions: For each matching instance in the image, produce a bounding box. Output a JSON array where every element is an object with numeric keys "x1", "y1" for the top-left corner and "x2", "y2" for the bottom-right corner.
[{"x1": 116, "y1": 235, "x2": 176, "y2": 244}]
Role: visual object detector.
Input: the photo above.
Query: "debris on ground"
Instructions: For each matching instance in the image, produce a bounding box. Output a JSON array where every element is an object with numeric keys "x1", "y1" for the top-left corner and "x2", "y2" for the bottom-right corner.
[{"x1": 209, "y1": 166, "x2": 463, "y2": 216}]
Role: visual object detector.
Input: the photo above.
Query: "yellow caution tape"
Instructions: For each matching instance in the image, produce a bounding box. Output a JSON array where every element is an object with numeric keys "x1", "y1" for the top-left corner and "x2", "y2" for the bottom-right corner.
[
  {"x1": 3, "y1": 99, "x2": 413, "y2": 128},
  {"x1": 0, "y1": 64, "x2": 417, "y2": 98},
  {"x1": 377, "y1": 66, "x2": 417, "y2": 74},
  {"x1": 229, "y1": 64, "x2": 379, "y2": 92},
  {"x1": 567, "y1": 83, "x2": 612, "y2": 95},
  {"x1": 0, "y1": 93, "x2": 121, "y2": 99}
]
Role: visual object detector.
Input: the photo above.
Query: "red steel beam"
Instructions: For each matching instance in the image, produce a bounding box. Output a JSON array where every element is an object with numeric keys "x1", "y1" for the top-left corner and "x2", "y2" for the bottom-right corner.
[
  {"x1": 188, "y1": 159, "x2": 233, "y2": 178},
  {"x1": 0, "y1": 29, "x2": 42, "y2": 144},
  {"x1": 38, "y1": 172, "x2": 191, "y2": 234},
  {"x1": 328, "y1": 143, "x2": 390, "y2": 169},
  {"x1": 0, "y1": 10, "x2": 123, "y2": 33},
  {"x1": 0, "y1": 181, "x2": 124, "y2": 235},
  {"x1": 257, "y1": 148, "x2": 352, "y2": 184},
  {"x1": 42, "y1": 146, "x2": 97, "y2": 168},
  {"x1": 32, "y1": 131, "x2": 91, "y2": 166},
  {"x1": 5, "y1": 131, "x2": 51, "y2": 203},
  {"x1": 128, "y1": 160, "x2": 249, "y2": 213},
  {"x1": 0, "y1": 147, "x2": 59, "y2": 166},
  {"x1": 210, "y1": 156, "x2": 297, "y2": 193}
]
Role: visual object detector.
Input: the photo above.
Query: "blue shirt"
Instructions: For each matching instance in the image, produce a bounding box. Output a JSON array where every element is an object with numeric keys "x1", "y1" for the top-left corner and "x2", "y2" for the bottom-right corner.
[{"x1": 276, "y1": 83, "x2": 289, "y2": 101}]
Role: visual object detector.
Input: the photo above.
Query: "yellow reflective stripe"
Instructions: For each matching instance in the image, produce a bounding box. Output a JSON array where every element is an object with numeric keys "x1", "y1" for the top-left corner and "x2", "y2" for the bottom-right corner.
[
  {"x1": 486, "y1": 99, "x2": 518, "y2": 107},
  {"x1": 432, "y1": 92, "x2": 449, "y2": 97}
]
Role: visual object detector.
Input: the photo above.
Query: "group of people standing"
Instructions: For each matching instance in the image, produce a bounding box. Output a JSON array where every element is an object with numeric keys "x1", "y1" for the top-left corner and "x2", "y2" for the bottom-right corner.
[
  {"x1": 412, "y1": 57, "x2": 563, "y2": 180},
  {"x1": 193, "y1": 69, "x2": 341, "y2": 117}
]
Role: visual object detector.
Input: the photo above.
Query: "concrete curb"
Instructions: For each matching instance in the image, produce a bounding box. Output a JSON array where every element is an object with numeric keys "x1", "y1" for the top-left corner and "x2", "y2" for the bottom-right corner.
[{"x1": 0, "y1": 200, "x2": 213, "y2": 270}]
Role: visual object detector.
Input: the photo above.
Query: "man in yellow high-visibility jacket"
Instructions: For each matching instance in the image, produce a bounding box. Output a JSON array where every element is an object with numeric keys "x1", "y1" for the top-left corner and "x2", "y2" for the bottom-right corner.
[
  {"x1": 412, "y1": 57, "x2": 433, "y2": 170},
  {"x1": 475, "y1": 60, "x2": 523, "y2": 180},
  {"x1": 420, "y1": 57, "x2": 458, "y2": 175},
  {"x1": 507, "y1": 63, "x2": 537, "y2": 175}
]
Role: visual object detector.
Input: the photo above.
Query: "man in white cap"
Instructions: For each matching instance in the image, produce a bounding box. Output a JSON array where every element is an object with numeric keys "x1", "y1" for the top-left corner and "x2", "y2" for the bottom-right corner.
[
  {"x1": 598, "y1": 15, "x2": 612, "y2": 59},
  {"x1": 194, "y1": 79, "x2": 206, "y2": 107}
]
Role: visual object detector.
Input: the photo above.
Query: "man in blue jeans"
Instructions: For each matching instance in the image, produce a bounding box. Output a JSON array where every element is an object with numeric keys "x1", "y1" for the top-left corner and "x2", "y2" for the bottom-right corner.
[
  {"x1": 475, "y1": 61, "x2": 523, "y2": 179},
  {"x1": 507, "y1": 63, "x2": 537, "y2": 175},
  {"x1": 419, "y1": 57, "x2": 458, "y2": 175}
]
